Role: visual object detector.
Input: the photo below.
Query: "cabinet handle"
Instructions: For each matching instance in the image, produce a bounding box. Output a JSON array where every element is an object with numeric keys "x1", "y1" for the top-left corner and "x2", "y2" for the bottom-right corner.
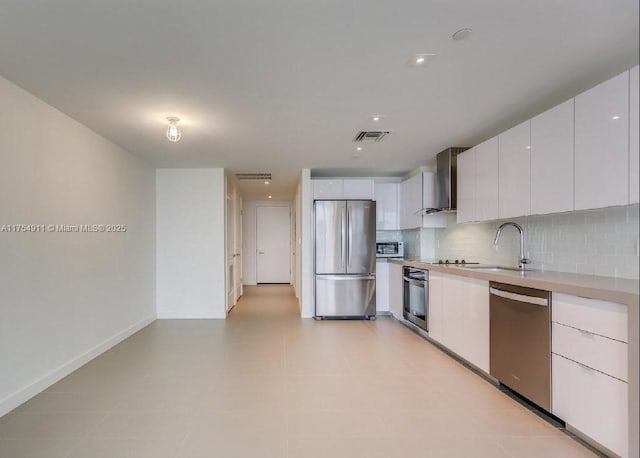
[
  {"x1": 577, "y1": 362, "x2": 596, "y2": 375},
  {"x1": 578, "y1": 329, "x2": 595, "y2": 339}
]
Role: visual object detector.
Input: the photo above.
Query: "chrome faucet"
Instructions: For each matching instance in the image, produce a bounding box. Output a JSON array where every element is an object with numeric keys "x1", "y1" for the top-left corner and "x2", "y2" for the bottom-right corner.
[{"x1": 494, "y1": 222, "x2": 529, "y2": 270}]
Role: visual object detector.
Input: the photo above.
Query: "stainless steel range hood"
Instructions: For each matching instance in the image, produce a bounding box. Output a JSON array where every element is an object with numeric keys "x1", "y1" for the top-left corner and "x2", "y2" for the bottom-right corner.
[{"x1": 422, "y1": 147, "x2": 469, "y2": 214}]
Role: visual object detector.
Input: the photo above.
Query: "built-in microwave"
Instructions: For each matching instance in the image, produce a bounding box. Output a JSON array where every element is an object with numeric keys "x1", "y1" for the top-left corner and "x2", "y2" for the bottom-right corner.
[{"x1": 376, "y1": 241, "x2": 404, "y2": 258}]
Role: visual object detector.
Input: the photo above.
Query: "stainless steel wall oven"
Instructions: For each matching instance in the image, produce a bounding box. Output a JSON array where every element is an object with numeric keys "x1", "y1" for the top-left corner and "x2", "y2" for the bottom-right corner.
[{"x1": 403, "y1": 267, "x2": 428, "y2": 331}]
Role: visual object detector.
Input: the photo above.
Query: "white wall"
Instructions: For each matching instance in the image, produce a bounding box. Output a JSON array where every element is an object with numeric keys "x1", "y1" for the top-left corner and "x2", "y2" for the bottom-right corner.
[
  {"x1": 300, "y1": 169, "x2": 314, "y2": 318},
  {"x1": 0, "y1": 76, "x2": 156, "y2": 416},
  {"x1": 242, "y1": 200, "x2": 292, "y2": 286},
  {"x1": 294, "y1": 183, "x2": 302, "y2": 300},
  {"x1": 156, "y1": 169, "x2": 226, "y2": 318}
]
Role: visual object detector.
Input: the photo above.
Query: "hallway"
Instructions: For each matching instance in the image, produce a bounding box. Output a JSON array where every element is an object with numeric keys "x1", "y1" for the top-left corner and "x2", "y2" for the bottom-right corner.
[{"x1": 0, "y1": 285, "x2": 595, "y2": 457}]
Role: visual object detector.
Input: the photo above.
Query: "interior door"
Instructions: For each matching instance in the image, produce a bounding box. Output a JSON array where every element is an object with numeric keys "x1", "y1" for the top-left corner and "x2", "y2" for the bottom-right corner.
[
  {"x1": 234, "y1": 197, "x2": 243, "y2": 300},
  {"x1": 346, "y1": 201, "x2": 375, "y2": 274},
  {"x1": 256, "y1": 206, "x2": 291, "y2": 283},
  {"x1": 226, "y1": 192, "x2": 235, "y2": 310}
]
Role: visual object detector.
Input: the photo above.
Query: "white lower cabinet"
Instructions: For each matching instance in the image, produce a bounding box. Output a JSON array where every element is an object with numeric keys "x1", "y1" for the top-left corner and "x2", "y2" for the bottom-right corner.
[
  {"x1": 551, "y1": 292, "x2": 629, "y2": 457},
  {"x1": 388, "y1": 262, "x2": 404, "y2": 320},
  {"x1": 427, "y1": 271, "x2": 445, "y2": 343},
  {"x1": 428, "y1": 272, "x2": 489, "y2": 373},
  {"x1": 552, "y1": 293, "x2": 628, "y2": 343},
  {"x1": 375, "y1": 261, "x2": 390, "y2": 312},
  {"x1": 552, "y1": 322, "x2": 628, "y2": 382},
  {"x1": 552, "y1": 354, "x2": 628, "y2": 458}
]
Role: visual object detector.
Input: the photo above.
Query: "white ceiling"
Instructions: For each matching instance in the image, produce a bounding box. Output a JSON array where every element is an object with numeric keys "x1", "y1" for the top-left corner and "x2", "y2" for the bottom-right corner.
[{"x1": 1, "y1": 0, "x2": 638, "y2": 200}]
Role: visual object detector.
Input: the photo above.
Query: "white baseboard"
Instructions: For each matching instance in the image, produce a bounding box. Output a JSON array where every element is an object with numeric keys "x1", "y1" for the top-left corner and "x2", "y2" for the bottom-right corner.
[
  {"x1": 0, "y1": 313, "x2": 156, "y2": 418},
  {"x1": 156, "y1": 312, "x2": 226, "y2": 319}
]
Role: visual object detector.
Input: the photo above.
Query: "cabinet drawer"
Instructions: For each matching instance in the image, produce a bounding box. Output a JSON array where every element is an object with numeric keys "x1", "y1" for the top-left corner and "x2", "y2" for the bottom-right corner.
[
  {"x1": 552, "y1": 322, "x2": 627, "y2": 381},
  {"x1": 552, "y1": 293, "x2": 627, "y2": 342},
  {"x1": 552, "y1": 354, "x2": 628, "y2": 457}
]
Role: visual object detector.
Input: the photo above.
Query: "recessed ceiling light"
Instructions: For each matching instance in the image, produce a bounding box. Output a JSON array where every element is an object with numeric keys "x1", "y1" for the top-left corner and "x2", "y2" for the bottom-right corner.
[
  {"x1": 264, "y1": 181, "x2": 269, "y2": 184},
  {"x1": 407, "y1": 53, "x2": 436, "y2": 67},
  {"x1": 452, "y1": 28, "x2": 473, "y2": 41},
  {"x1": 372, "y1": 116, "x2": 381, "y2": 122},
  {"x1": 268, "y1": 195, "x2": 272, "y2": 199},
  {"x1": 612, "y1": 115, "x2": 621, "y2": 120},
  {"x1": 356, "y1": 146, "x2": 363, "y2": 151}
]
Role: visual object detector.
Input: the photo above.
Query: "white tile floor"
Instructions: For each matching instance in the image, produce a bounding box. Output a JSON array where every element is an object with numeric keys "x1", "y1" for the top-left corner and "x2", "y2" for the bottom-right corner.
[{"x1": 0, "y1": 285, "x2": 598, "y2": 457}]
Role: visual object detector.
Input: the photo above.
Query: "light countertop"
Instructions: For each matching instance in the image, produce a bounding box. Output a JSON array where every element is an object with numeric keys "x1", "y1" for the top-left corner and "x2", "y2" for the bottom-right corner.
[{"x1": 389, "y1": 258, "x2": 639, "y2": 307}]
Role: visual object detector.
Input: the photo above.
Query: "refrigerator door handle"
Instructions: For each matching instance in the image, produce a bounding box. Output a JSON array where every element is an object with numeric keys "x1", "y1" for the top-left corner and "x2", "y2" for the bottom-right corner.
[
  {"x1": 341, "y1": 207, "x2": 347, "y2": 268},
  {"x1": 347, "y1": 206, "x2": 353, "y2": 266}
]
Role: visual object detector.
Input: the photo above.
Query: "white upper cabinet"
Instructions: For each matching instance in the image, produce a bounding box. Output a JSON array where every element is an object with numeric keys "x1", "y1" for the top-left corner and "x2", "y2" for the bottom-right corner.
[
  {"x1": 374, "y1": 182, "x2": 399, "y2": 230},
  {"x1": 575, "y1": 71, "x2": 630, "y2": 210},
  {"x1": 475, "y1": 137, "x2": 499, "y2": 221},
  {"x1": 499, "y1": 120, "x2": 531, "y2": 218},
  {"x1": 456, "y1": 147, "x2": 476, "y2": 223},
  {"x1": 313, "y1": 179, "x2": 373, "y2": 200},
  {"x1": 531, "y1": 99, "x2": 575, "y2": 215},
  {"x1": 630, "y1": 65, "x2": 639, "y2": 204},
  {"x1": 313, "y1": 180, "x2": 343, "y2": 199},
  {"x1": 399, "y1": 173, "x2": 423, "y2": 229},
  {"x1": 343, "y1": 179, "x2": 374, "y2": 199}
]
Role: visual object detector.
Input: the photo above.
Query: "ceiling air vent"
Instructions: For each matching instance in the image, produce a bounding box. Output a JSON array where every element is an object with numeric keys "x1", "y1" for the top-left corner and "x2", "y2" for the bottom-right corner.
[
  {"x1": 353, "y1": 131, "x2": 390, "y2": 143},
  {"x1": 235, "y1": 172, "x2": 273, "y2": 181}
]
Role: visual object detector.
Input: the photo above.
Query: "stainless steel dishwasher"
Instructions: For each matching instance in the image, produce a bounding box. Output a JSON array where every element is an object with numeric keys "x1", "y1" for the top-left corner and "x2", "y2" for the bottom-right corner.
[{"x1": 489, "y1": 282, "x2": 551, "y2": 411}]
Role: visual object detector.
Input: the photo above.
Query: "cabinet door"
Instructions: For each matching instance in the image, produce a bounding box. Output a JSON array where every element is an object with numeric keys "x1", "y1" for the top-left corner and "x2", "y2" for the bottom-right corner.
[
  {"x1": 475, "y1": 137, "x2": 499, "y2": 221},
  {"x1": 313, "y1": 180, "x2": 344, "y2": 199},
  {"x1": 456, "y1": 148, "x2": 476, "y2": 223},
  {"x1": 428, "y1": 271, "x2": 445, "y2": 344},
  {"x1": 575, "y1": 71, "x2": 630, "y2": 210},
  {"x1": 499, "y1": 121, "x2": 531, "y2": 218},
  {"x1": 399, "y1": 174, "x2": 422, "y2": 229},
  {"x1": 373, "y1": 182, "x2": 399, "y2": 230},
  {"x1": 388, "y1": 262, "x2": 404, "y2": 320},
  {"x1": 630, "y1": 65, "x2": 639, "y2": 204},
  {"x1": 462, "y1": 277, "x2": 490, "y2": 373},
  {"x1": 531, "y1": 99, "x2": 575, "y2": 215},
  {"x1": 343, "y1": 179, "x2": 374, "y2": 200},
  {"x1": 445, "y1": 274, "x2": 465, "y2": 357},
  {"x1": 375, "y1": 261, "x2": 390, "y2": 312},
  {"x1": 552, "y1": 354, "x2": 628, "y2": 457}
]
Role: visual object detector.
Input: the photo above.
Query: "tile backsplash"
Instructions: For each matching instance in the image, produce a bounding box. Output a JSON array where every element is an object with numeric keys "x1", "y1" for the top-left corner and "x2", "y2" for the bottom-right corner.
[{"x1": 433, "y1": 204, "x2": 639, "y2": 279}]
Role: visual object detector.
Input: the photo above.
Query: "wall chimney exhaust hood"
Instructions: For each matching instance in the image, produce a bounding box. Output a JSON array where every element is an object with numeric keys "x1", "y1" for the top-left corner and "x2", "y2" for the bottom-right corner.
[{"x1": 421, "y1": 147, "x2": 469, "y2": 214}]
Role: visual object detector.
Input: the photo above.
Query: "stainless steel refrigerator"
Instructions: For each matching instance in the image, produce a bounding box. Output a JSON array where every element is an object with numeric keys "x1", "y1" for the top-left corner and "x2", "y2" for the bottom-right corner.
[{"x1": 314, "y1": 200, "x2": 376, "y2": 319}]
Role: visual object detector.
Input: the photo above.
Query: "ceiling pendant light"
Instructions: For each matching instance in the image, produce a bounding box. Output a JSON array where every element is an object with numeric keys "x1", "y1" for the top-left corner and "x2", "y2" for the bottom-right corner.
[{"x1": 166, "y1": 117, "x2": 182, "y2": 142}]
